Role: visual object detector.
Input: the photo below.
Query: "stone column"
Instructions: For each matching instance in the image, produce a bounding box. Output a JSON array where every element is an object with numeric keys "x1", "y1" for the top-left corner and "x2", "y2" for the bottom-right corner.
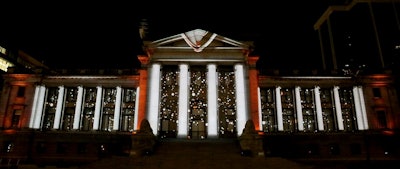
[
  {"x1": 134, "y1": 87, "x2": 140, "y2": 131},
  {"x1": 29, "y1": 85, "x2": 40, "y2": 128},
  {"x1": 73, "y1": 86, "x2": 83, "y2": 130},
  {"x1": 113, "y1": 86, "x2": 122, "y2": 131},
  {"x1": 207, "y1": 63, "x2": 218, "y2": 137},
  {"x1": 53, "y1": 85, "x2": 65, "y2": 129},
  {"x1": 93, "y1": 85, "x2": 103, "y2": 130},
  {"x1": 178, "y1": 63, "x2": 189, "y2": 138},
  {"x1": 314, "y1": 86, "x2": 324, "y2": 131},
  {"x1": 333, "y1": 86, "x2": 344, "y2": 130},
  {"x1": 353, "y1": 86, "x2": 365, "y2": 130},
  {"x1": 295, "y1": 86, "x2": 304, "y2": 131},
  {"x1": 358, "y1": 86, "x2": 368, "y2": 129},
  {"x1": 33, "y1": 85, "x2": 46, "y2": 129},
  {"x1": 234, "y1": 63, "x2": 248, "y2": 135},
  {"x1": 275, "y1": 86, "x2": 283, "y2": 131},
  {"x1": 147, "y1": 63, "x2": 161, "y2": 135}
]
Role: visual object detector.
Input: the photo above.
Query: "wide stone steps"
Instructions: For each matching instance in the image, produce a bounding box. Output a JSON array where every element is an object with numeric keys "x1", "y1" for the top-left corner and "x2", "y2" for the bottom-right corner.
[
  {"x1": 18, "y1": 138, "x2": 400, "y2": 169},
  {"x1": 77, "y1": 138, "x2": 317, "y2": 169}
]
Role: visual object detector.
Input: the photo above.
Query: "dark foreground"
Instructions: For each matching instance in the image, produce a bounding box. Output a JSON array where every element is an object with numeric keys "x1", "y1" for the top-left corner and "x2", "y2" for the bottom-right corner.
[{"x1": 16, "y1": 139, "x2": 400, "y2": 169}]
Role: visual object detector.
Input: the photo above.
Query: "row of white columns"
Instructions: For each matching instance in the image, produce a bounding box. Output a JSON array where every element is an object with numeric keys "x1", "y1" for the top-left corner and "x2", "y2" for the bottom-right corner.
[
  {"x1": 261, "y1": 85, "x2": 368, "y2": 131},
  {"x1": 147, "y1": 63, "x2": 249, "y2": 137},
  {"x1": 29, "y1": 85, "x2": 140, "y2": 131}
]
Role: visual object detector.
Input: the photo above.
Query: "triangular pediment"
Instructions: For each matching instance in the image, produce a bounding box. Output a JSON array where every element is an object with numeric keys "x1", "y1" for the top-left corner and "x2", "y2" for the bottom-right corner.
[{"x1": 147, "y1": 29, "x2": 251, "y2": 52}]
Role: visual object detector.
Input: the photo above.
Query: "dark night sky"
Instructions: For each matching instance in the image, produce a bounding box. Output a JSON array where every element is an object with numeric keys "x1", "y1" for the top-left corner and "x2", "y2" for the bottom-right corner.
[{"x1": 0, "y1": 1, "x2": 341, "y2": 69}]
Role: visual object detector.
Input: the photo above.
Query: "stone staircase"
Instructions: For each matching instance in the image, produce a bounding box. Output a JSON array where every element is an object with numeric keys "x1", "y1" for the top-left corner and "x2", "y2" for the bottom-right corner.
[
  {"x1": 17, "y1": 138, "x2": 400, "y2": 169},
  {"x1": 77, "y1": 138, "x2": 317, "y2": 169}
]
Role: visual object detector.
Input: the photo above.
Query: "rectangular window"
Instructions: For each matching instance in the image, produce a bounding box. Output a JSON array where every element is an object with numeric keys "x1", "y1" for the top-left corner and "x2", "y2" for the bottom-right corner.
[
  {"x1": 281, "y1": 88, "x2": 295, "y2": 132},
  {"x1": 159, "y1": 66, "x2": 179, "y2": 138},
  {"x1": 339, "y1": 88, "x2": 356, "y2": 131},
  {"x1": 329, "y1": 144, "x2": 340, "y2": 155},
  {"x1": 260, "y1": 88, "x2": 276, "y2": 132},
  {"x1": 304, "y1": 144, "x2": 319, "y2": 155},
  {"x1": 11, "y1": 109, "x2": 22, "y2": 128},
  {"x1": 78, "y1": 143, "x2": 88, "y2": 154},
  {"x1": 320, "y1": 88, "x2": 336, "y2": 131},
  {"x1": 377, "y1": 110, "x2": 387, "y2": 129},
  {"x1": 62, "y1": 87, "x2": 78, "y2": 130},
  {"x1": 81, "y1": 87, "x2": 97, "y2": 131},
  {"x1": 42, "y1": 87, "x2": 59, "y2": 130},
  {"x1": 101, "y1": 87, "x2": 116, "y2": 131},
  {"x1": 300, "y1": 88, "x2": 316, "y2": 132},
  {"x1": 56, "y1": 143, "x2": 67, "y2": 154},
  {"x1": 217, "y1": 67, "x2": 236, "y2": 138},
  {"x1": 62, "y1": 107, "x2": 75, "y2": 130},
  {"x1": 36, "y1": 142, "x2": 46, "y2": 154},
  {"x1": 17, "y1": 86, "x2": 25, "y2": 97},
  {"x1": 373, "y1": 88, "x2": 381, "y2": 98},
  {"x1": 121, "y1": 88, "x2": 136, "y2": 132}
]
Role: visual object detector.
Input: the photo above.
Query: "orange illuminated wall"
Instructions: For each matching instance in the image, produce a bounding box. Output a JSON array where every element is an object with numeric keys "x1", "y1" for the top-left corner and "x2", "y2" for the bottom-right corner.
[
  {"x1": 136, "y1": 55, "x2": 149, "y2": 130},
  {"x1": 1, "y1": 75, "x2": 31, "y2": 129},
  {"x1": 247, "y1": 55, "x2": 260, "y2": 131}
]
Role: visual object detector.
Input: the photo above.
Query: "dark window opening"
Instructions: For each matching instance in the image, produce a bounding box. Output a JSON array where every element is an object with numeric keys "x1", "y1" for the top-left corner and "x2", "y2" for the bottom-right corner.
[
  {"x1": 329, "y1": 144, "x2": 340, "y2": 155},
  {"x1": 98, "y1": 144, "x2": 109, "y2": 157},
  {"x1": 57, "y1": 143, "x2": 67, "y2": 154},
  {"x1": 17, "y1": 86, "x2": 25, "y2": 97},
  {"x1": 305, "y1": 144, "x2": 320, "y2": 155},
  {"x1": 377, "y1": 110, "x2": 387, "y2": 129},
  {"x1": 11, "y1": 109, "x2": 21, "y2": 128},
  {"x1": 36, "y1": 142, "x2": 46, "y2": 154},
  {"x1": 372, "y1": 88, "x2": 381, "y2": 98},
  {"x1": 78, "y1": 143, "x2": 88, "y2": 154}
]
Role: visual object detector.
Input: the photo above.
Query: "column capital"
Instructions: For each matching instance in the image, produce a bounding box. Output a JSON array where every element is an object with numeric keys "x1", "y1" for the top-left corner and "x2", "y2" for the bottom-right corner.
[
  {"x1": 247, "y1": 55, "x2": 259, "y2": 68},
  {"x1": 137, "y1": 55, "x2": 149, "y2": 67}
]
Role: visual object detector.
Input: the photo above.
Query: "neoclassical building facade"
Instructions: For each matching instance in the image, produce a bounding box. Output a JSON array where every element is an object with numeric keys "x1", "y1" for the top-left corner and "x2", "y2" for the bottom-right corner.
[{"x1": 0, "y1": 29, "x2": 400, "y2": 165}]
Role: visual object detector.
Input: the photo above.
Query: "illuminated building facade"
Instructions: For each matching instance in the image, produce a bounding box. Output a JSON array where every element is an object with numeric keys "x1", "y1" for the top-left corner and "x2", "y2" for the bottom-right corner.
[
  {"x1": 1, "y1": 1, "x2": 400, "y2": 166},
  {"x1": 0, "y1": 29, "x2": 257, "y2": 139}
]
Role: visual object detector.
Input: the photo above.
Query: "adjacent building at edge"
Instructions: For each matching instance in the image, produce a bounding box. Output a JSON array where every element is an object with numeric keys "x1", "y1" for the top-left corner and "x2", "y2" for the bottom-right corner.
[{"x1": 1, "y1": 1, "x2": 400, "y2": 166}]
